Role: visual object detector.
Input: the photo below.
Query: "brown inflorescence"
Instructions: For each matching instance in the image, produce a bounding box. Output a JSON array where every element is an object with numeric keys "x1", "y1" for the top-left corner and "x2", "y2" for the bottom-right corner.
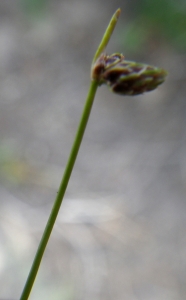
[{"x1": 91, "y1": 53, "x2": 167, "y2": 96}]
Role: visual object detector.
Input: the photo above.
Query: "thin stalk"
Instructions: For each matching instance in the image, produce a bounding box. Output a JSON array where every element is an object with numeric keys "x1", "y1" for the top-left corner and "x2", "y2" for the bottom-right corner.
[
  {"x1": 19, "y1": 8, "x2": 121, "y2": 300},
  {"x1": 19, "y1": 80, "x2": 98, "y2": 300}
]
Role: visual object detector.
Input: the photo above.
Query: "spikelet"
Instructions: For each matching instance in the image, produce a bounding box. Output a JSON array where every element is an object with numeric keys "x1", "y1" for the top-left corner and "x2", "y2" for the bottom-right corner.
[{"x1": 91, "y1": 53, "x2": 167, "y2": 96}]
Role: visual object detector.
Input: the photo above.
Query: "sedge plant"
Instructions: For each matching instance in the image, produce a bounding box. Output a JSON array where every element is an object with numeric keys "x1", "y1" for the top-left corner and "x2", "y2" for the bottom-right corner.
[{"x1": 19, "y1": 8, "x2": 167, "y2": 300}]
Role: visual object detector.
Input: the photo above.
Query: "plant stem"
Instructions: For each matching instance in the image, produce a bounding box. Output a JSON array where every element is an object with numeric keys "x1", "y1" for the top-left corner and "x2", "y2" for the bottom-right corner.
[
  {"x1": 19, "y1": 8, "x2": 121, "y2": 300},
  {"x1": 19, "y1": 80, "x2": 98, "y2": 300}
]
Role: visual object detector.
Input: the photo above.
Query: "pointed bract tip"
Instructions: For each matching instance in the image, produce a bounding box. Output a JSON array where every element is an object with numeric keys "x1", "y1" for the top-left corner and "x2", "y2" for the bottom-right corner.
[{"x1": 116, "y1": 8, "x2": 121, "y2": 19}]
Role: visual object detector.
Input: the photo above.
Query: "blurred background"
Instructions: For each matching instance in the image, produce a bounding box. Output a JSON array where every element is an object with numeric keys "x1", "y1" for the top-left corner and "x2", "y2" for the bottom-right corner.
[{"x1": 0, "y1": 0, "x2": 186, "y2": 299}]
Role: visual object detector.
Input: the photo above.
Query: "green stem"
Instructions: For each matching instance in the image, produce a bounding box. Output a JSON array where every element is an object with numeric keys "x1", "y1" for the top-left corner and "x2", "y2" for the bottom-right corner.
[
  {"x1": 19, "y1": 8, "x2": 121, "y2": 300},
  {"x1": 19, "y1": 80, "x2": 98, "y2": 300}
]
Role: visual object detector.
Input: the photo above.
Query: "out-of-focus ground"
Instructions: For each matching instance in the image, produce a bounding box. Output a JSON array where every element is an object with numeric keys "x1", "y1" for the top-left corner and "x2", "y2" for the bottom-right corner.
[{"x1": 0, "y1": 1, "x2": 186, "y2": 299}]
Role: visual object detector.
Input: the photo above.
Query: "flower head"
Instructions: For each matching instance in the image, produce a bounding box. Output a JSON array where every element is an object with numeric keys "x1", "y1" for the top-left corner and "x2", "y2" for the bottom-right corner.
[{"x1": 91, "y1": 53, "x2": 167, "y2": 96}]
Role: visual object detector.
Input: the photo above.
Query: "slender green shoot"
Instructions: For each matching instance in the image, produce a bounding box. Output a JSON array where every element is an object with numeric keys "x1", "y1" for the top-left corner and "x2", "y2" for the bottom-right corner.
[
  {"x1": 92, "y1": 8, "x2": 121, "y2": 64},
  {"x1": 19, "y1": 8, "x2": 121, "y2": 300}
]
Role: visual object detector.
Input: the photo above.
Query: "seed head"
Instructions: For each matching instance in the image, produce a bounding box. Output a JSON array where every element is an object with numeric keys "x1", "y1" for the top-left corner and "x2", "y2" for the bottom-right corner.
[{"x1": 91, "y1": 53, "x2": 167, "y2": 96}]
